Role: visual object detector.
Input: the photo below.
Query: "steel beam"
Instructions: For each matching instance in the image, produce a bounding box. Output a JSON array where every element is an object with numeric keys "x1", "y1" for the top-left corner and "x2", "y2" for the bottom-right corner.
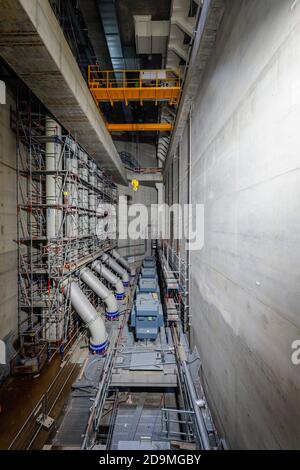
[{"x1": 107, "y1": 123, "x2": 173, "y2": 132}]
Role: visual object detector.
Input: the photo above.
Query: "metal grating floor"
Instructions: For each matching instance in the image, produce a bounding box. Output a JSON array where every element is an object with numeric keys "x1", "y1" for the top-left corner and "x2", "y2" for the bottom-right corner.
[
  {"x1": 110, "y1": 404, "x2": 164, "y2": 450},
  {"x1": 52, "y1": 357, "x2": 106, "y2": 448},
  {"x1": 52, "y1": 397, "x2": 92, "y2": 448}
]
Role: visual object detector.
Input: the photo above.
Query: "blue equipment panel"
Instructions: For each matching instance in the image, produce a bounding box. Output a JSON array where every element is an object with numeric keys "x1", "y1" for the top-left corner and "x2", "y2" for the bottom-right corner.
[
  {"x1": 143, "y1": 257, "x2": 156, "y2": 268},
  {"x1": 141, "y1": 267, "x2": 156, "y2": 279},
  {"x1": 145, "y1": 256, "x2": 155, "y2": 262},
  {"x1": 131, "y1": 292, "x2": 164, "y2": 340},
  {"x1": 138, "y1": 278, "x2": 158, "y2": 294}
]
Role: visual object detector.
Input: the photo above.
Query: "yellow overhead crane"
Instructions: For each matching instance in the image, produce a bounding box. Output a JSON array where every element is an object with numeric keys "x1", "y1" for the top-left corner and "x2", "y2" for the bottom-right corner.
[
  {"x1": 88, "y1": 67, "x2": 181, "y2": 106},
  {"x1": 88, "y1": 66, "x2": 181, "y2": 133}
]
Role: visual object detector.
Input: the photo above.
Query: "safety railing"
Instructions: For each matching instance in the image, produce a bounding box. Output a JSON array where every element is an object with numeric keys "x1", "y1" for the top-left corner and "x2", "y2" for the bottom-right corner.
[
  {"x1": 88, "y1": 67, "x2": 181, "y2": 90},
  {"x1": 88, "y1": 67, "x2": 181, "y2": 106}
]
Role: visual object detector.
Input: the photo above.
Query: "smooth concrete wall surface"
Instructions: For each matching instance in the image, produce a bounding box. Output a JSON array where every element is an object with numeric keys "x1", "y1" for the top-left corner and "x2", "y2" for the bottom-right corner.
[
  {"x1": 118, "y1": 184, "x2": 157, "y2": 259},
  {"x1": 178, "y1": 122, "x2": 189, "y2": 260},
  {"x1": 0, "y1": 91, "x2": 18, "y2": 339},
  {"x1": 188, "y1": 0, "x2": 300, "y2": 449},
  {"x1": 114, "y1": 141, "x2": 157, "y2": 169}
]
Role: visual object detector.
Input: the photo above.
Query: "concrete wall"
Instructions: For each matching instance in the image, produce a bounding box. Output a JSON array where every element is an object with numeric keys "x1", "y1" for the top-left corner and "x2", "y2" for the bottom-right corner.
[
  {"x1": 114, "y1": 141, "x2": 157, "y2": 168},
  {"x1": 0, "y1": 90, "x2": 18, "y2": 340},
  {"x1": 169, "y1": 0, "x2": 300, "y2": 449},
  {"x1": 118, "y1": 184, "x2": 157, "y2": 260}
]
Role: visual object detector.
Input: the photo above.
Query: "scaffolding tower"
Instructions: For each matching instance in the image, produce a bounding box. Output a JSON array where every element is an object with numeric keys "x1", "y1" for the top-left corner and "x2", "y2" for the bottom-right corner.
[{"x1": 12, "y1": 100, "x2": 118, "y2": 374}]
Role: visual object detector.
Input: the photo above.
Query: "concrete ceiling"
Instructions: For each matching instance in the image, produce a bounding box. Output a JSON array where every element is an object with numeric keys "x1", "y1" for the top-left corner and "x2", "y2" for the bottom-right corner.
[{"x1": 0, "y1": 0, "x2": 127, "y2": 184}]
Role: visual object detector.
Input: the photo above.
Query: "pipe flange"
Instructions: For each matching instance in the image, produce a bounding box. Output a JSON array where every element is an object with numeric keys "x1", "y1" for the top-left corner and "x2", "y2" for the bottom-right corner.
[
  {"x1": 90, "y1": 338, "x2": 108, "y2": 355},
  {"x1": 105, "y1": 310, "x2": 119, "y2": 321},
  {"x1": 115, "y1": 293, "x2": 125, "y2": 300}
]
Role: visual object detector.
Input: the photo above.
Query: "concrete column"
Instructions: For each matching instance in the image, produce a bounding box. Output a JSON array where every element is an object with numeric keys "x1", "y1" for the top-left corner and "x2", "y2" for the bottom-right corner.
[{"x1": 156, "y1": 183, "x2": 164, "y2": 205}]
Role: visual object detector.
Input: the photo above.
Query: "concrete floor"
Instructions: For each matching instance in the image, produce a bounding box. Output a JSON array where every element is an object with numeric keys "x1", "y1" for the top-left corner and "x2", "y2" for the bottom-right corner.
[{"x1": 0, "y1": 354, "x2": 79, "y2": 450}]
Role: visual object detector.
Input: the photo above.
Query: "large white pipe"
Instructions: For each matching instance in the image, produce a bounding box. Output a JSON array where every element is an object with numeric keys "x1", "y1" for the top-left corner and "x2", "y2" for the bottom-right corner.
[
  {"x1": 101, "y1": 253, "x2": 129, "y2": 287},
  {"x1": 65, "y1": 142, "x2": 78, "y2": 240},
  {"x1": 68, "y1": 281, "x2": 108, "y2": 354},
  {"x1": 111, "y1": 249, "x2": 136, "y2": 277},
  {"x1": 80, "y1": 268, "x2": 119, "y2": 320},
  {"x1": 91, "y1": 261, "x2": 125, "y2": 300},
  {"x1": 46, "y1": 116, "x2": 62, "y2": 240},
  {"x1": 78, "y1": 151, "x2": 89, "y2": 239},
  {"x1": 89, "y1": 161, "x2": 97, "y2": 236}
]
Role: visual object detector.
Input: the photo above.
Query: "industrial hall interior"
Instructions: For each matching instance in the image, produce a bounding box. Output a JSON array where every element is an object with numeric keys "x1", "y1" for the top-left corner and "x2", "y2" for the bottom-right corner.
[{"x1": 0, "y1": 0, "x2": 299, "y2": 452}]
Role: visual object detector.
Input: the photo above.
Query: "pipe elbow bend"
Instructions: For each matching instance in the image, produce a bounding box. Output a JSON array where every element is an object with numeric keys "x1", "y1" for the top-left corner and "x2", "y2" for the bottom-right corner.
[{"x1": 105, "y1": 292, "x2": 119, "y2": 320}]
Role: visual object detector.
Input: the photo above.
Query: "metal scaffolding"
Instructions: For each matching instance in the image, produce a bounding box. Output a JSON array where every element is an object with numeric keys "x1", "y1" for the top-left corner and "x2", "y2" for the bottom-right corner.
[
  {"x1": 13, "y1": 100, "x2": 118, "y2": 374},
  {"x1": 158, "y1": 240, "x2": 189, "y2": 332}
]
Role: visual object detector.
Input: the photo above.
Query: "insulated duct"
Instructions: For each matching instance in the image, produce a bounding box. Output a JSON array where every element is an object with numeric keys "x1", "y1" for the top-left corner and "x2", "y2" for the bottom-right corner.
[
  {"x1": 68, "y1": 281, "x2": 108, "y2": 354},
  {"x1": 80, "y1": 268, "x2": 119, "y2": 320},
  {"x1": 92, "y1": 261, "x2": 125, "y2": 300},
  {"x1": 101, "y1": 253, "x2": 129, "y2": 287},
  {"x1": 111, "y1": 249, "x2": 136, "y2": 277}
]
